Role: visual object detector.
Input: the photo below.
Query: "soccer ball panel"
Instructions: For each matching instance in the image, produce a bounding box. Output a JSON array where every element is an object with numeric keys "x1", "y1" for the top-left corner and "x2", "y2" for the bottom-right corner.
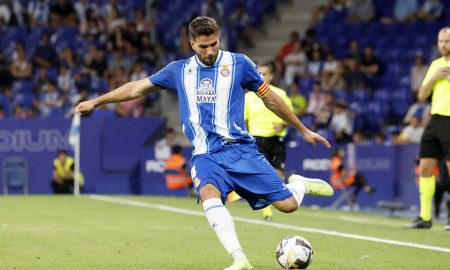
[{"x1": 276, "y1": 235, "x2": 313, "y2": 269}]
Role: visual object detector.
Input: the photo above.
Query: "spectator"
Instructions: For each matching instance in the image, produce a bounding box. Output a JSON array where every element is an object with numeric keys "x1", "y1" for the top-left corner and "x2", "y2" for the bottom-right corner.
[
  {"x1": 91, "y1": 104, "x2": 117, "y2": 119},
  {"x1": 164, "y1": 145, "x2": 194, "y2": 196},
  {"x1": 122, "y1": 22, "x2": 141, "y2": 51},
  {"x1": 287, "y1": 84, "x2": 307, "y2": 117},
  {"x1": 130, "y1": 63, "x2": 148, "y2": 81},
  {"x1": 74, "y1": 0, "x2": 98, "y2": 28},
  {"x1": 57, "y1": 65, "x2": 75, "y2": 95},
  {"x1": 314, "y1": 92, "x2": 334, "y2": 129},
  {"x1": 417, "y1": 0, "x2": 443, "y2": 22},
  {"x1": 347, "y1": 0, "x2": 375, "y2": 24},
  {"x1": 201, "y1": 0, "x2": 225, "y2": 27},
  {"x1": 105, "y1": 5, "x2": 126, "y2": 34},
  {"x1": 373, "y1": 133, "x2": 386, "y2": 145},
  {"x1": 155, "y1": 127, "x2": 179, "y2": 161},
  {"x1": 403, "y1": 100, "x2": 431, "y2": 126},
  {"x1": 306, "y1": 81, "x2": 327, "y2": 116},
  {"x1": 134, "y1": 9, "x2": 153, "y2": 34},
  {"x1": 107, "y1": 50, "x2": 133, "y2": 75},
  {"x1": 0, "y1": 0, "x2": 24, "y2": 26},
  {"x1": 27, "y1": 0, "x2": 50, "y2": 27},
  {"x1": 49, "y1": 0, "x2": 76, "y2": 28},
  {"x1": 283, "y1": 41, "x2": 308, "y2": 86},
  {"x1": 228, "y1": 3, "x2": 254, "y2": 48},
  {"x1": 10, "y1": 42, "x2": 33, "y2": 80},
  {"x1": 36, "y1": 81, "x2": 65, "y2": 118},
  {"x1": 51, "y1": 149, "x2": 84, "y2": 194},
  {"x1": 82, "y1": 7, "x2": 106, "y2": 41},
  {"x1": 322, "y1": 53, "x2": 346, "y2": 91},
  {"x1": 329, "y1": 101, "x2": 353, "y2": 144},
  {"x1": 0, "y1": 51, "x2": 12, "y2": 92},
  {"x1": 344, "y1": 58, "x2": 366, "y2": 90},
  {"x1": 347, "y1": 40, "x2": 362, "y2": 62},
  {"x1": 58, "y1": 47, "x2": 78, "y2": 69},
  {"x1": 12, "y1": 104, "x2": 27, "y2": 119},
  {"x1": 393, "y1": 0, "x2": 418, "y2": 23},
  {"x1": 360, "y1": 45, "x2": 381, "y2": 89},
  {"x1": 34, "y1": 67, "x2": 51, "y2": 93},
  {"x1": 33, "y1": 32, "x2": 59, "y2": 69},
  {"x1": 397, "y1": 116, "x2": 425, "y2": 144},
  {"x1": 410, "y1": 54, "x2": 428, "y2": 98},
  {"x1": 84, "y1": 45, "x2": 108, "y2": 77},
  {"x1": 307, "y1": 50, "x2": 324, "y2": 79},
  {"x1": 310, "y1": 0, "x2": 346, "y2": 26},
  {"x1": 277, "y1": 31, "x2": 301, "y2": 61},
  {"x1": 137, "y1": 34, "x2": 158, "y2": 67},
  {"x1": 66, "y1": 87, "x2": 90, "y2": 118},
  {"x1": 330, "y1": 147, "x2": 375, "y2": 207},
  {"x1": 175, "y1": 24, "x2": 192, "y2": 59},
  {"x1": 352, "y1": 130, "x2": 371, "y2": 145},
  {"x1": 121, "y1": 95, "x2": 146, "y2": 118}
]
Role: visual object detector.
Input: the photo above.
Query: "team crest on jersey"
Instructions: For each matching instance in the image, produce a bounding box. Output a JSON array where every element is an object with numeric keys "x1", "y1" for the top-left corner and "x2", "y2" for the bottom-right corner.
[
  {"x1": 186, "y1": 67, "x2": 194, "y2": 75},
  {"x1": 220, "y1": 65, "x2": 230, "y2": 77},
  {"x1": 197, "y1": 78, "x2": 216, "y2": 103}
]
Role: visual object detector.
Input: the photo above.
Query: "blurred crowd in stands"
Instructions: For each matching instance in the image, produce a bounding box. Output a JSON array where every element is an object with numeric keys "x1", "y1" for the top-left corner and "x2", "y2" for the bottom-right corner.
[
  {"x1": 0, "y1": 0, "x2": 271, "y2": 120},
  {"x1": 269, "y1": 0, "x2": 448, "y2": 146},
  {"x1": 0, "y1": 0, "x2": 449, "y2": 147}
]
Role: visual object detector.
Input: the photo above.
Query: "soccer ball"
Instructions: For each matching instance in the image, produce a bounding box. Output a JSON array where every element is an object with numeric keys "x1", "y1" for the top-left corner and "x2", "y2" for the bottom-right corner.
[{"x1": 275, "y1": 235, "x2": 313, "y2": 269}]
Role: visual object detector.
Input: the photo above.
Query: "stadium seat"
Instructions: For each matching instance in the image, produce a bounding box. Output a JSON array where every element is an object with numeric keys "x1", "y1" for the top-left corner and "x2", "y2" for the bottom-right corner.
[
  {"x1": 300, "y1": 114, "x2": 315, "y2": 129},
  {"x1": 12, "y1": 80, "x2": 34, "y2": 94},
  {"x1": 351, "y1": 88, "x2": 371, "y2": 102},
  {"x1": 373, "y1": 88, "x2": 389, "y2": 102},
  {"x1": 390, "y1": 100, "x2": 410, "y2": 120},
  {"x1": 367, "y1": 101, "x2": 389, "y2": 118},
  {"x1": 349, "y1": 101, "x2": 367, "y2": 115}
]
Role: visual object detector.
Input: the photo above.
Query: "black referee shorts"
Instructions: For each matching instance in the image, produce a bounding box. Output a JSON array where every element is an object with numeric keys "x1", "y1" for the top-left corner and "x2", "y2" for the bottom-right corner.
[
  {"x1": 254, "y1": 136, "x2": 286, "y2": 170},
  {"x1": 420, "y1": 114, "x2": 450, "y2": 161}
]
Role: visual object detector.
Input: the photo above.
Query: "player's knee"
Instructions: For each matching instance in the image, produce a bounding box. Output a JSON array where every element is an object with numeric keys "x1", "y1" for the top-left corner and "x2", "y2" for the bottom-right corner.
[
  {"x1": 420, "y1": 166, "x2": 435, "y2": 177},
  {"x1": 274, "y1": 199, "x2": 298, "y2": 213},
  {"x1": 199, "y1": 184, "x2": 221, "y2": 201}
]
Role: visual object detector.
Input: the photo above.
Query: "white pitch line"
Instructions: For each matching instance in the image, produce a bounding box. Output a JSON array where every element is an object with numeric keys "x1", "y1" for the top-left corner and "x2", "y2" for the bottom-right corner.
[{"x1": 87, "y1": 195, "x2": 450, "y2": 253}]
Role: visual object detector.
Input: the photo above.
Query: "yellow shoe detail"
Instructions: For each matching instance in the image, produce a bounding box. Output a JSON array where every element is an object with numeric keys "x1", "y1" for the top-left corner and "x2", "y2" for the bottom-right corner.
[
  {"x1": 288, "y1": 174, "x2": 334, "y2": 197},
  {"x1": 224, "y1": 259, "x2": 253, "y2": 270}
]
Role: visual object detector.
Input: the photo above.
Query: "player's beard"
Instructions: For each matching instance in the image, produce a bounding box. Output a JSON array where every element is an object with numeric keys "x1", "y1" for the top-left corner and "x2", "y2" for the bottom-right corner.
[{"x1": 198, "y1": 52, "x2": 218, "y2": 66}]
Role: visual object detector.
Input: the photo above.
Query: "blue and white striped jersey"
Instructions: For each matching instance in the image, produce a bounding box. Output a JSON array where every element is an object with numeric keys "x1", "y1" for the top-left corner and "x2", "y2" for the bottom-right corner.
[{"x1": 149, "y1": 50, "x2": 271, "y2": 156}]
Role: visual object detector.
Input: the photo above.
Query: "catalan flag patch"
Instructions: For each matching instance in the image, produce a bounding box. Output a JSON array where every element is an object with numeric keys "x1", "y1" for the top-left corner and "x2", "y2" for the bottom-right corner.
[{"x1": 256, "y1": 81, "x2": 270, "y2": 98}]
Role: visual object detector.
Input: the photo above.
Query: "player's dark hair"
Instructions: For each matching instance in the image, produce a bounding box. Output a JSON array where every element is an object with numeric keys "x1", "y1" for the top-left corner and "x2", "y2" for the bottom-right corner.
[
  {"x1": 189, "y1": 16, "x2": 219, "y2": 40},
  {"x1": 331, "y1": 147, "x2": 342, "y2": 157},
  {"x1": 57, "y1": 149, "x2": 68, "y2": 156}
]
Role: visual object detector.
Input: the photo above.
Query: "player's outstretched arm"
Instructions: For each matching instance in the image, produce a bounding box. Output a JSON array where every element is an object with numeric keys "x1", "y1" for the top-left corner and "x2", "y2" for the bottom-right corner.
[
  {"x1": 75, "y1": 78, "x2": 159, "y2": 115},
  {"x1": 261, "y1": 89, "x2": 331, "y2": 148}
]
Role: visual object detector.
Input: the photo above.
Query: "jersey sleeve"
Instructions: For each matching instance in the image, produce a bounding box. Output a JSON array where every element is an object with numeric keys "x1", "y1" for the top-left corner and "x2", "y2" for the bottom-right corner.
[
  {"x1": 244, "y1": 92, "x2": 250, "y2": 121},
  {"x1": 148, "y1": 61, "x2": 178, "y2": 90},
  {"x1": 421, "y1": 61, "x2": 437, "y2": 86},
  {"x1": 241, "y1": 55, "x2": 270, "y2": 97}
]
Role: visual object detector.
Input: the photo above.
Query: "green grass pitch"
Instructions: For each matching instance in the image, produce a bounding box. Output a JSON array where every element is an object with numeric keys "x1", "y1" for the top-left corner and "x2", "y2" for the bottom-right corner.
[{"x1": 1, "y1": 195, "x2": 449, "y2": 269}]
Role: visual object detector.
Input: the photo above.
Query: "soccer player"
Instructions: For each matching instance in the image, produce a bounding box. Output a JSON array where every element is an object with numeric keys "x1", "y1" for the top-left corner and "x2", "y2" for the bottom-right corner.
[
  {"x1": 244, "y1": 62, "x2": 293, "y2": 221},
  {"x1": 76, "y1": 16, "x2": 333, "y2": 270},
  {"x1": 405, "y1": 27, "x2": 450, "y2": 230}
]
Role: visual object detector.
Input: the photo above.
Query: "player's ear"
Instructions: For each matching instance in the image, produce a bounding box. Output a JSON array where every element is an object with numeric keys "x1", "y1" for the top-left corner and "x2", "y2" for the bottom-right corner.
[{"x1": 190, "y1": 39, "x2": 195, "y2": 49}]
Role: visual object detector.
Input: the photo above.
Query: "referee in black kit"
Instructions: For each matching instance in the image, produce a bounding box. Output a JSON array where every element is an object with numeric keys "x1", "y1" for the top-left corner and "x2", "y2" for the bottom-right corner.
[{"x1": 405, "y1": 27, "x2": 450, "y2": 231}]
